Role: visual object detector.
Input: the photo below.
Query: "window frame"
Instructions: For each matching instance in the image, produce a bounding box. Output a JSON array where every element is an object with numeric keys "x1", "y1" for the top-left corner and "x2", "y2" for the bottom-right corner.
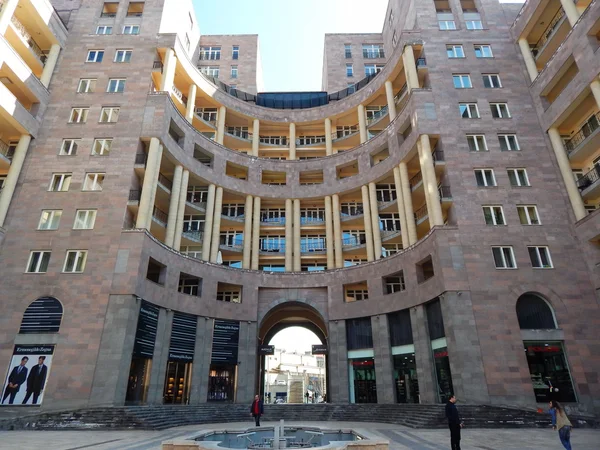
[
  {"x1": 62, "y1": 250, "x2": 88, "y2": 273},
  {"x1": 114, "y1": 49, "x2": 132, "y2": 63},
  {"x1": 517, "y1": 205, "x2": 541, "y2": 225},
  {"x1": 122, "y1": 25, "x2": 140, "y2": 35},
  {"x1": 92, "y1": 138, "x2": 113, "y2": 156},
  {"x1": 466, "y1": 20, "x2": 483, "y2": 30},
  {"x1": 95, "y1": 25, "x2": 112, "y2": 35},
  {"x1": 528, "y1": 246, "x2": 553, "y2": 269},
  {"x1": 474, "y1": 168, "x2": 496, "y2": 187},
  {"x1": 492, "y1": 246, "x2": 517, "y2": 269},
  {"x1": 438, "y1": 20, "x2": 457, "y2": 30},
  {"x1": 482, "y1": 205, "x2": 506, "y2": 225},
  {"x1": 38, "y1": 210, "x2": 62, "y2": 230},
  {"x1": 459, "y1": 103, "x2": 480, "y2": 118},
  {"x1": 490, "y1": 102, "x2": 511, "y2": 118},
  {"x1": 77, "y1": 78, "x2": 96, "y2": 93},
  {"x1": 474, "y1": 44, "x2": 493, "y2": 58},
  {"x1": 483, "y1": 73, "x2": 502, "y2": 88},
  {"x1": 230, "y1": 65, "x2": 238, "y2": 79},
  {"x1": 86, "y1": 50, "x2": 104, "y2": 63},
  {"x1": 232, "y1": 45, "x2": 239, "y2": 60},
  {"x1": 106, "y1": 78, "x2": 126, "y2": 93},
  {"x1": 26, "y1": 251, "x2": 51, "y2": 273},
  {"x1": 498, "y1": 134, "x2": 520, "y2": 151},
  {"x1": 453, "y1": 74, "x2": 472, "y2": 88},
  {"x1": 69, "y1": 108, "x2": 89, "y2": 123},
  {"x1": 507, "y1": 168, "x2": 530, "y2": 187},
  {"x1": 99, "y1": 107, "x2": 120, "y2": 123},
  {"x1": 346, "y1": 63, "x2": 353, "y2": 77},
  {"x1": 59, "y1": 139, "x2": 80, "y2": 156},
  {"x1": 73, "y1": 209, "x2": 97, "y2": 230},
  {"x1": 467, "y1": 134, "x2": 487, "y2": 151},
  {"x1": 446, "y1": 44, "x2": 465, "y2": 58},
  {"x1": 49, "y1": 173, "x2": 72, "y2": 192},
  {"x1": 82, "y1": 172, "x2": 105, "y2": 191}
]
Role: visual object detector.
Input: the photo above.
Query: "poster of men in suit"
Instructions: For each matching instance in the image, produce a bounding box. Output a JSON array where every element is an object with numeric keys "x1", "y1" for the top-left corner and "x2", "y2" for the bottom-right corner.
[{"x1": 1, "y1": 345, "x2": 54, "y2": 406}]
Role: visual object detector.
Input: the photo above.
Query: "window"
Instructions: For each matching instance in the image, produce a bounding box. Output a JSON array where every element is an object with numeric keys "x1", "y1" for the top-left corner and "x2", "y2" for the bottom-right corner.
[
  {"x1": 96, "y1": 26, "x2": 112, "y2": 35},
  {"x1": 92, "y1": 138, "x2": 112, "y2": 156},
  {"x1": 74, "y1": 209, "x2": 97, "y2": 229},
  {"x1": 499, "y1": 134, "x2": 520, "y2": 151},
  {"x1": 344, "y1": 44, "x2": 352, "y2": 58},
  {"x1": 346, "y1": 63, "x2": 353, "y2": 77},
  {"x1": 384, "y1": 272, "x2": 405, "y2": 294},
  {"x1": 178, "y1": 273, "x2": 202, "y2": 296},
  {"x1": 26, "y1": 251, "x2": 51, "y2": 273},
  {"x1": 59, "y1": 139, "x2": 79, "y2": 156},
  {"x1": 490, "y1": 103, "x2": 510, "y2": 118},
  {"x1": 528, "y1": 246, "x2": 553, "y2": 268},
  {"x1": 49, "y1": 173, "x2": 71, "y2": 191},
  {"x1": 508, "y1": 168, "x2": 530, "y2": 187},
  {"x1": 99, "y1": 107, "x2": 120, "y2": 123},
  {"x1": 69, "y1": 108, "x2": 89, "y2": 123},
  {"x1": 77, "y1": 78, "x2": 96, "y2": 93},
  {"x1": 232, "y1": 45, "x2": 239, "y2": 60},
  {"x1": 362, "y1": 44, "x2": 384, "y2": 59},
  {"x1": 196, "y1": 107, "x2": 218, "y2": 122},
  {"x1": 459, "y1": 103, "x2": 479, "y2": 118},
  {"x1": 114, "y1": 49, "x2": 132, "y2": 63},
  {"x1": 446, "y1": 44, "x2": 464, "y2": 58},
  {"x1": 63, "y1": 250, "x2": 87, "y2": 273},
  {"x1": 474, "y1": 169, "x2": 496, "y2": 187},
  {"x1": 107, "y1": 78, "x2": 126, "y2": 93},
  {"x1": 83, "y1": 173, "x2": 105, "y2": 191},
  {"x1": 483, "y1": 74, "x2": 502, "y2": 88},
  {"x1": 199, "y1": 66, "x2": 220, "y2": 77},
  {"x1": 466, "y1": 20, "x2": 483, "y2": 30},
  {"x1": 416, "y1": 256, "x2": 435, "y2": 284},
  {"x1": 474, "y1": 44, "x2": 493, "y2": 58},
  {"x1": 453, "y1": 74, "x2": 472, "y2": 88},
  {"x1": 100, "y1": 2, "x2": 118, "y2": 18},
  {"x1": 230, "y1": 65, "x2": 238, "y2": 78},
  {"x1": 126, "y1": 2, "x2": 144, "y2": 17},
  {"x1": 200, "y1": 46, "x2": 221, "y2": 60},
  {"x1": 483, "y1": 206, "x2": 505, "y2": 225},
  {"x1": 122, "y1": 25, "x2": 140, "y2": 35},
  {"x1": 38, "y1": 210, "x2": 62, "y2": 230},
  {"x1": 439, "y1": 20, "x2": 457, "y2": 30},
  {"x1": 517, "y1": 205, "x2": 540, "y2": 225},
  {"x1": 86, "y1": 50, "x2": 104, "y2": 63},
  {"x1": 364, "y1": 64, "x2": 384, "y2": 76},
  {"x1": 467, "y1": 134, "x2": 487, "y2": 151},
  {"x1": 492, "y1": 246, "x2": 516, "y2": 269},
  {"x1": 216, "y1": 291, "x2": 241, "y2": 303}
]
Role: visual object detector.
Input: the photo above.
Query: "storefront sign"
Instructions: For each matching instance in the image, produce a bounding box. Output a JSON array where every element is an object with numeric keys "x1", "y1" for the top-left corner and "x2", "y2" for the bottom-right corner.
[
  {"x1": 258, "y1": 345, "x2": 275, "y2": 355},
  {"x1": 312, "y1": 344, "x2": 328, "y2": 355},
  {"x1": 211, "y1": 320, "x2": 240, "y2": 364},
  {"x1": 169, "y1": 312, "x2": 197, "y2": 362},
  {"x1": 132, "y1": 300, "x2": 159, "y2": 358}
]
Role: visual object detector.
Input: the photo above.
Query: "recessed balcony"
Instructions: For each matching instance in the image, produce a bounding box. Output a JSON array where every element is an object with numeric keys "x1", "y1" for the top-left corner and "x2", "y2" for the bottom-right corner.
[
  {"x1": 564, "y1": 111, "x2": 600, "y2": 164},
  {"x1": 577, "y1": 165, "x2": 600, "y2": 201},
  {"x1": 530, "y1": 6, "x2": 570, "y2": 70},
  {"x1": 0, "y1": 140, "x2": 14, "y2": 170}
]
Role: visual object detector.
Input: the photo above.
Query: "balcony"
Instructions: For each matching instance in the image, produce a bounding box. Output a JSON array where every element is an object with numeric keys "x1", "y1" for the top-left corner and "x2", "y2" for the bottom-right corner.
[
  {"x1": 565, "y1": 111, "x2": 600, "y2": 163},
  {"x1": 531, "y1": 7, "x2": 569, "y2": 68},
  {"x1": 182, "y1": 230, "x2": 203, "y2": 243},
  {"x1": 0, "y1": 140, "x2": 14, "y2": 164},
  {"x1": 366, "y1": 106, "x2": 389, "y2": 127},
  {"x1": 577, "y1": 165, "x2": 600, "y2": 200},
  {"x1": 157, "y1": 173, "x2": 172, "y2": 191},
  {"x1": 10, "y1": 15, "x2": 46, "y2": 65},
  {"x1": 152, "y1": 206, "x2": 168, "y2": 225},
  {"x1": 128, "y1": 190, "x2": 141, "y2": 202}
]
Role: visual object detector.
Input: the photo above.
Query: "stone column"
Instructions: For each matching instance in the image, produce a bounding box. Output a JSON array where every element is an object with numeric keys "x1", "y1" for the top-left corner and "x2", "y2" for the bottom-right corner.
[
  {"x1": 147, "y1": 309, "x2": 173, "y2": 404},
  {"x1": 399, "y1": 162, "x2": 417, "y2": 245},
  {"x1": 361, "y1": 185, "x2": 375, "y2": 261},
  {"x1": 410, "y1": 305, "x2": 436, "y2": 404},
  {"x1": 548, "y1": 128, "x2": 586, "y2": 220},
  {"x1": 209, "y1": 186, "x2": 224, "y2": 262},
  {"x1": 324, "y1": 195, "x2": 334, "y2": 269},
  {"x1": 242, "y1": 194, "x2": 254, "y2": 269},
  {"x1": 327, "y1": 320, "x2": 349, "y2": 403},
  {"x1": 371, "y1": 315, "x2": 395, "y2": 403},
  {"x1": 560, "y1": 0, "x2": 580, "y2": 26},
  {"x1": 160, "y1": 48, "x2": 177, "y2": 92},
  {"x1": 393, "y1": 166, "x2": 409, "y2": 249},
  {"x1": 201, "y1": 184, "x2": 216, "y2": 261},
  {"x1": 285, "y1": 198, "x2": 293, "y2": 272},
  {"x1": 0, "y1": 0, "x2": 18, "y2": 35},
  {"x1": 418, "y1": 135, "x2": 443, "y2": 227},
  {"x1": 402, "y1": 45, "x2": 419, "y2": 91},
  {"x1": 357, "y1": 104, "x2": 368, "y2": 143},
  {"x1": 293, "y1": 199, "x2": 301, "y2": 271},
  {"x1": 332, "y1": 194, "x2": 344, "y2": 268},
  {"x1": 236, "y1": 322, "x2": 258, "y2": 404},
  {"x1": 185, "y1": 84, "x2": 197, "y2": 123},
  {"x1": 368, "y1": 182, "x2": 383, "y2": 259},
  {"x1": 590, "y1": 78, "x2": 600, "y2": 109},
  {"x1": 165, "y1": 165, "x2": 183, "y2": 248},
  {"x1": 0, "y1": 134, "x2": 31, "y2": 227},
  {"x1": 189, "y1": 318, "x2": 214, "y2": 404},
  {"x1": 289, "y1": 123, "x2": 297, "y2": 160},
  {"x1": 40, "y1": 44, "x2": 61, "y2": 88},
  {"x1": 173, "y1": 169, "x2": 189, "y2": 251},
  {"x1": 385, "y1": 80, "x2": 397, "y2": 121},
  {"x1": 135, "y1": 138, "x2": 162, "y2": 230},
  {"x1": 518, "y1": 38, "x2": 538, "y2": 83},
  {"x1": 251, "y1": 197, "x2": 261, "y2": 270},
  {"x1": 216, "y1": 106, "x2": 226, "y2": 145},
  {"x1": 252, "y1": 119, "x2": 260, "y2": 157},
  {"x1": 325, "y1": 118, "x2": 333, "y2": 156}
]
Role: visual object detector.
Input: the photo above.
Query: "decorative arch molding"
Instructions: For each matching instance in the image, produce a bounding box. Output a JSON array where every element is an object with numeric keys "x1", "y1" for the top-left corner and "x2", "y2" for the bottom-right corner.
[
  {"x1": 516, "y1": 292, "x2": 558, "y2": 330},
  {"x1": 508, "y1": 284, "x2": 569, "y2": 317}
]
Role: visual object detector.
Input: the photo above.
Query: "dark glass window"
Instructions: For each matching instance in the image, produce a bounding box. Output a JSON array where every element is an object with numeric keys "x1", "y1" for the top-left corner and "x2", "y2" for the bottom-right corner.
[
  {"x1": 388, "y1": 310, "x2": 413, "y2": 347},
  {"x1": 19, "y1": 297, "x2": 63, "y2": 334},
  {"x1": 516, "y1": 293, "x2": 556, "y2": 329},
  {"x1": 524, "y1": 342, "x2": 576, "y2": 403},
  {"x1": 426, "y1": 299, "x2": 445, "y2": 340},
  {"x1": 346, "y1": 317, "x2": 373, "y2": 350}
]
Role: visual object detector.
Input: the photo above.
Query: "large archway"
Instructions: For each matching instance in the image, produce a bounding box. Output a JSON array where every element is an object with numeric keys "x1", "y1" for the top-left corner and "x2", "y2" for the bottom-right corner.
[{"x1": 257, "y1": 302, "x2": 329, "y2": 404}]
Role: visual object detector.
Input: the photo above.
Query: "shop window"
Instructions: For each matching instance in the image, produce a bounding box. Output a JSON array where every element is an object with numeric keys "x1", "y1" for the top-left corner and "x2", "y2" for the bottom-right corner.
[
  {"x1": 426, "y1": 299, "x2": 445, "y2": 340},
  {"x1": 346, "y1": 317, "x2": 373, "y2": 350},
  {"x1": 524, "y1": 342, "x2": 577, "y2": 403},
  {"x1": 146, "y1": 257, "x2": 166, "y2": 285},
  {"x1": 516, "y1": 293, "x2": 556, "y2": 329},
  {"x1": 416, "y1": 256, "x2": 434, "y2": 284}
]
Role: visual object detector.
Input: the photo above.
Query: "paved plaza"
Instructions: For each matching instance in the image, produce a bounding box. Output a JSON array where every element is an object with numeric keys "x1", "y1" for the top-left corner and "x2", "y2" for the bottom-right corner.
[{"x1": 0, "y1": 421, "x2": 598, "y2": 450}]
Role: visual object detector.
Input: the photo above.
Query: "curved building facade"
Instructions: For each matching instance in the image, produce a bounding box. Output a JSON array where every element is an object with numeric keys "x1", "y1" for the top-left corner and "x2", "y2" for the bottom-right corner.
[{"x1": 0, "y1": 0, "x2": 599, "y2": 412}]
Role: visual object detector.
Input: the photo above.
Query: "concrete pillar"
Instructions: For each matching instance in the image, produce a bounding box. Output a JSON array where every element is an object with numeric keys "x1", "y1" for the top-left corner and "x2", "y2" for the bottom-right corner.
[
  {"x1": 518, "y1": 38, "x2": 538, "y2": 83},
  {"x1": 242, "y1": 194, "x2": 254, "y2": 269},
  {"x1": 357, "y1": 104, "x2": 368, "y2": 143},
  {"x1": 289, "y1": 123, "x2": 297, "y2": 160},
  {"x1": 399, "y1": 162, "x2": 417, "y2": 245},
  {"x1": 0, "y1": 134, "x2": 31, "y2": 227},
  {"x1": 324, "y1": 195, "x2": 334, "y2": 269},
  {"x1": 40, "y1": 44, "x2": 61, "y2": 88},
  {"x1": 325, "y1": 118, "x2": 333, "y2": 156},
  {"x1": 173, "y1": 169, "x2": 189, "y2": 251},
  {"x1": 146, "y1": 309, "x2": 173, "y2": 404},
  {"x1": 371, "y1": 315, "x2": 395, "y2": 403},
  {"x1": 410, "y1": 305, "x2": 437, "y2": 404},
  {"x1": 402, "y1": 45, "x2": 419, "y2": 91},
  {"x1": 293, "y1": 199, "x2": 301, "y2": 271},
  {"x1": 201, "y1": 184, "x2": 216, "y2": 261},
  {"x1": 332, "y1": 194, "x2": 344, "y2": 268},
  {"x1": 209, "y1": 186, "x2": 224, "y2": 263},
  {"x1": 216, "y1": 106, "x2": 226, "y2": 145},
  {"x1": 236, "y1": 321, "x2": 258, "y2": 403},
  {"x1": 361, "y1": 185, "x2": 375, "y2": 261},
  {"x1": 0, "y1": 0, "x2": 18, "y2": 35},
  {"x1": 548, "y1": 128, "x2": 586, "y2": 220},
  {"x1": 385, "y1": 80, "x2": 397, "y2": 121},
  {"x1": 419, "y1": 135, "x2": 443, "y2": 227},
  {"x1": 590, "y1": 79, "x2": 600, "y2": 110},
  {"x1": 327, "y1": 320, "x2": 349, "y2": 403},
  {"x1": 560, "y1": 0, "x2": 580, "y2": 26},
  {"x1": 251, "y1": 197, "x2": 261, "y2": 270},
  {"x1": 393, "y1": 166, "x2": 409, "y2": 249},
  {"x1": 185, "y1": 84, "x2": 197, "y2": 123},
  {"x1": 165, "y1": 165, "x2": 183, "y2": 248},
  {"x1": 160, "y1": 48, "x2": 177, "y2": 92},
  {"x1": 135, "y1": 138, "x2": 162, "y2": 230},
  {"x1": 368, "y1": 182, "x2": 383, "y2": 259},
  {"x1": 189, "y1": 318, "x2": 214, "y2": 404},
  {"x1": 285, "y1": 199, "x2": 293, "y2": 272},
  {"x1": 252, "y1": 119, "x2": 260, "y2": 157}
]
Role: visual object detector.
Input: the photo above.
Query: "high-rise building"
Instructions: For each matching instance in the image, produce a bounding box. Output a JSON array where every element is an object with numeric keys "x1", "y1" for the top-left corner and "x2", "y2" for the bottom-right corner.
[{"x1": 0, "y1": 0, "x2": 598, "y2": 413}]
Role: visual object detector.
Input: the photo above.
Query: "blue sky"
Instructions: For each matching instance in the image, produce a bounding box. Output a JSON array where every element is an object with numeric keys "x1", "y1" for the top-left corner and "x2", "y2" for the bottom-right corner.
[{"x1": 193, "y1": 0, "x2": 523, "y2": 93}]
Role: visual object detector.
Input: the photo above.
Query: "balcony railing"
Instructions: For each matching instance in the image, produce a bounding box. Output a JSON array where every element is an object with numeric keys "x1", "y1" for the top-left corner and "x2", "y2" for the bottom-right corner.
[
  {"x1": 152, "y1": 207, "x2": 168, "y2": 224},
  {"x1": 367, "y1": 106, "x2": 389, "y2": 126},
  {"x1": 0, "y1": 140, "x2": 13, "y2": 162},
  {"x1": 152, "y1": 61, "x2": 163, "y2": 72},
  {"x1": 134, "y1": 153, "x2": 147, "y2": 165},
  {"x1": 128, "y1": 190, "x2": 141, "y2": 201},
  {"x1": 157, "y1": 173, "x2": 172, "y2": 190},
  {"x1": 409, "y1": 172, "x2": 423, "y2": 189},
  {"x1": 301, "y1": 241, "x2": 327, "y2": 253},
  {"x1": 565, "y1": 111, "x2": 600, "y2": 154},
  {"x1": 261, "y1": 217, "x2": 286, "y2": 225},
  {"x1": 414, "y1": 204, "x2": 429, "y2": 221},
  {"x1": 363, "y1": 50, "x2": 385, "y2": 59},
  {"x1": 11, "y1": 16, "x2": 45, "y2": 63},
  {"x1": 577, "y1": 165, "x2": 600, "y2": 191},
  {"x1": 342, "y1": 236, "x2": 367, "y2": 247},
  {"x1": 226, "y1": 128, "x2": 251, "y2": 140},
  {"x1": 432, "y1": 149, "x2": 445, "y2": 162},
  {"x1": 531, "y1": 8, "x2": 566, "y2": 58},
  {"x1": 171, "y1": 85, "x2": 183, "y2": 101},
  {"x1": 182, "y1": 230, "x2": 203, "y2": 242},
  {"x1": 439, "y1": 185, "x2": 452, "y2": 199},
  {"x1": 416, "y1": 57, "x2": 427, "y2": 68},
  {"x1": 100, "y1": 12, "x2": 116, "y2": 18}
]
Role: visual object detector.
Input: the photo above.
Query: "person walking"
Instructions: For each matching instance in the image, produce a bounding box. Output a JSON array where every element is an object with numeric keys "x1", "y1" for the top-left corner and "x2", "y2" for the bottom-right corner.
[
  {"x1": 250, "y1": 394, "x2": 264, "y2": 427},
  {"x1": 445, "y1": 394, "x2": 463, "y2": 450},
  {"x1": 550, "y1": 400, "x2": 573, "y2": 450}
]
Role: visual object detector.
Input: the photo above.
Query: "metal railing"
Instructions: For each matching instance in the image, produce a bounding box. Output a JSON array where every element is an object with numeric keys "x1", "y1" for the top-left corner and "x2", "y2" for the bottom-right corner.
[
  {"x1": 226, "y1": 128, "x2": 251, "y2": 140},
  {"x1": 409, "y1": 172, "x2": 423, "y2": 189},
  {"x1": 128, "y1": 190, "x2": 141, "y2": 201},
  {"x1": 100, "y1": 12, "x2": 116, "y2": 18},
  {"x1": 171, "y1": 85, "x2": 183, "y2": 101},
  {"x1": 152, "y1": 207, "x2": 168, "y2": 224},
  {"x1": 182, "y1": 230, "x2": 203, "y2": 242},
  {"x1": 565, "y1": 111, "x2": 600, "y2": 154},
  {"x1": 11, "y1": 16, "x2": 45, "y2": 63},
  {"x1": 416, "y1": 57, "x2": 427, "y2": 68},
  {"x1": 152, "y1": 61, "x2": 163, "y2": 71},
  {"x1": 301, "y1": 241, "x2": 327, "y2": 253},
  {"x1": 134, "y1": 153, "x2": 147, "y2": 165},
  {"x1": 532, "y1": 8, "x2": 566, "y2": 58},
  {"x1": 260, "y1": 217, "x2": 286, "y2": 225},
  {"x1": 363, "y1": 50, "x2": 385, "y2": 59},
  {"x1": 432, "y1": 149, "x2": 445, "y2": 162},
  {"x1": 577, "y1": 165, "x2": 600, "y2": 191},
  {"x1": 342, "y1": 236, "x2": 367, "y2": 247},
  {"x1": 0, "y1": 140, "x2": 13, "y2": 162},
  {"x1": 414, "y1": 205, "x2": 428, "y2": 221},
  {"x1": 157, "y1": 173, "x2": 172, "y2": 190},
  {"x1": 367, "y1": 106, "x2": 389, "y2": 126},
  {"x1": 335, "y1": 124, "x2": 359, "y2": 140},
  {"x1": 439, "y1": 185, "x2": 452, "y2": 199}
]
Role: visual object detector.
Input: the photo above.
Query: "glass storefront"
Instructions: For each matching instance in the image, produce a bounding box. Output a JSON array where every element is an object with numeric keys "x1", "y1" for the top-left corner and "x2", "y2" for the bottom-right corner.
[
  {"x1": 433, "y1": 345, "x2": 454, "y2": 403},
  {"x1": 349, "y1": 358, "x2": 377, "y2": 403},
  {"x1": 163, "y1": 361, "x2": 192, "y2": 404},
  {"x1": 208, "y1": 364, "x2": 236, "y2": 401},
  {"x1": 524, "y1": 342, "x2": 577, "y2": 403},
  {"x1": 125, "y1": 357, "x2": 152, "y2": 404},
  {"x1": 393, "y1": 353, "x2": 419, "y2": 403}
]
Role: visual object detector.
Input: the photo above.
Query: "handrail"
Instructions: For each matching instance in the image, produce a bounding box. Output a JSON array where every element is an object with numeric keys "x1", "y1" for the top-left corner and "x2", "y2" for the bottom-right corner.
[
  {"x1": 409, "y1": 171, "x2": 423, "y2": 188},
  {"x1": 134, "y1": 153, "x2": 147, "y2": 165},
  {"x1": 182, "y1": 230, "x2": 203, "y2": 242},
  {"x1": 0, "y1": 140, "x2": 13, "y2": 161},
  {"x1": 565, "y1": 111, "x2": 600, "y2": 154},
  {"x1": 532, "y1": 7, "x2": 566, "y2": 57},
  {"x1": 439, "y1": 185, "x2": 452, "y2": 199},
  {"x1": 157, "y1": 173, "x2": 172, "y2": 190},
  {"x1": 10, "y1": 16, "x2": 45, "y2": 64},
  {"x1": 367, "y1": 106, "x2": 389, "y2": 127},
  {"x1": 152, "y1": 207, "x2": 168, "y2": 224},
  {"x1": 128, "y1": 190, "x2": 141, "y2": 201},
  {"x1": 576, "y1": 165, "x2": 600, "y2": 191}
]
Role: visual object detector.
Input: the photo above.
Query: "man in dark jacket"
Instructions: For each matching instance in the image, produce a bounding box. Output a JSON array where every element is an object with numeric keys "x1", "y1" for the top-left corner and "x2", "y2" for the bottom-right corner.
[
  {"x1": 2, "y1": 357, "x2": 29, "y2": 405},
  {"x1": 22, "y1": 356, "x2": 48, "y2": 405},
  {"x1": 250, "y1": 394, "x2": 264, "y2": 426},
  {"x1": 445, "y1": 394, "x2": 463, "y2": 450}
]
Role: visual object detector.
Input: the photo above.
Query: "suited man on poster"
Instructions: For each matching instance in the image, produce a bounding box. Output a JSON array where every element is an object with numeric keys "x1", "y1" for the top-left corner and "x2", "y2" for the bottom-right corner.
[
  {"x1": 22, "y1": 356, "x2": 48, "y2": 405},
  {"x1": 2, "y1": 357, "x2": 29, "y2": 405}
]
